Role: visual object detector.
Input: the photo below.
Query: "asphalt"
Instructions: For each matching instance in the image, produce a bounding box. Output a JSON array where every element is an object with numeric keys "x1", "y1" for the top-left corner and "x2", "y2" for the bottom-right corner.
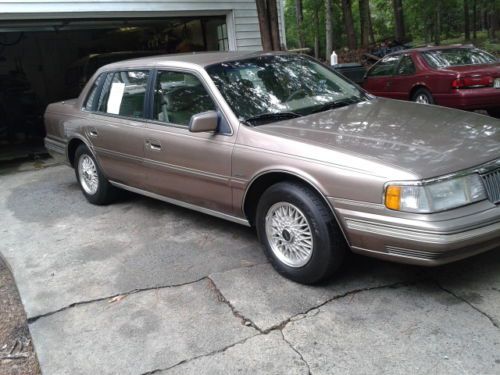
[{"x1": 1, "y1": 165, "x2": 499, "y2": 374}]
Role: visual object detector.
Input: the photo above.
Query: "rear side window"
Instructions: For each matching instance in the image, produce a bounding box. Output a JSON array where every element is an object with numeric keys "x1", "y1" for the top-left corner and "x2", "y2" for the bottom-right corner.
[
  {"x1": 422, "y1": 48, "x2": 496, "y2": 68},
  {"x1": 396, "y1": 55, "x2": 416, "y2": 75},
  {"x1": 84, "y1": 74, "x2": 104, "y2": 111},
  {"x1": 96, "y1": 70, "x2": 150, "y2": 118},
  {"x1": 367, "y1": 55, "x2": 401, "y2": 77}
]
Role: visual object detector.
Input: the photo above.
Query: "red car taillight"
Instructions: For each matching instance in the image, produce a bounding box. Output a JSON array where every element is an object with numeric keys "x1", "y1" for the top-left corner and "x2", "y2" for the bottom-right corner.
[{"x1": 452, "y1": 76, "x2": 494, "y2": 89}]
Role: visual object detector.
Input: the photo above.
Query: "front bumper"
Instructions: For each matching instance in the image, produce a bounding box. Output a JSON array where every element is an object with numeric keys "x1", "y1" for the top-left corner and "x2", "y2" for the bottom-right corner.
[{"x1": 331, "y1": 198, "x2": 500, "y2": 266}]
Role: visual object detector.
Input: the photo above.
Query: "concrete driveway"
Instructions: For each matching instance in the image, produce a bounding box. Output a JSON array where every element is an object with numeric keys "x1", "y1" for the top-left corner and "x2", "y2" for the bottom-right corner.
[{"x1": 1, "y1": 165, "x2": 499, "y2": 375}]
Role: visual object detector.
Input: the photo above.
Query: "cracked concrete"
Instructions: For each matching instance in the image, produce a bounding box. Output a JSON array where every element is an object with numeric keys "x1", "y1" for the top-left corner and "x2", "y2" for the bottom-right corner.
[{"x1": 1, "y1": 166, "x2": 500, "y2": 375}]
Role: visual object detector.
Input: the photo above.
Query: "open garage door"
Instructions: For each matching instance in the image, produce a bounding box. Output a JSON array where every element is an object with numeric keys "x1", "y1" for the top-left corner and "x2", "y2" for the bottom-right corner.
[{"x1": 0, "y1": 16, "x2": 229, "y2": 164}]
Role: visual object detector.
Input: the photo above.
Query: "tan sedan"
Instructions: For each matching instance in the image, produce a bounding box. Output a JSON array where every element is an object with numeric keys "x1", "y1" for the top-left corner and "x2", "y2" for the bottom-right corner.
[{"x1": 44, "y1": 52, "x2": 500, "y2": 284}]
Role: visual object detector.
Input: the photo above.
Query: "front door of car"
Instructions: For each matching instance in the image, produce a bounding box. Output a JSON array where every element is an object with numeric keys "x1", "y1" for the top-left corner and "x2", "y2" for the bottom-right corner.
[
  {"x1": 363, "y1": 55, "x2": 401, "y2": 98},
  {"x1": 144, "y1": 69, "x2": 235, "y2": 214},
  {"x1": 84, "y1": 70, "x2": 149, "y2": 189},
  {"x1": 389, "y1": 54, "x2": 417, "y2": 100}
]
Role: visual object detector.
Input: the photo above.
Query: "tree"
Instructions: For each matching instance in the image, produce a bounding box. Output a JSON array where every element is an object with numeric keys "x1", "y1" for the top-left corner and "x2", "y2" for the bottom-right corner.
[
  {"x1": 256, "y1": 0, "x2": 282, "y2": 51},
  {"x1": 472, "y1": 0, "x2": 477, "y2": 39},
  {"x1": 359, "y1": 0, "x2": 371, "y2": 47},
  {"x1": 434, "y1": 0, "x2": 441, "y2": 45},
  {"x1": 392, "y1": 0, "x2": 405, "y2": 41},
  {"x1": 325, "y1": 0, "x2": 333, "y2": 61},
  {"x1": 295, "y1": 0, "x2": 305, "y2": 48},
  {"x1": 341, "y1": 0, "x2": 357, "y2": 49},
  {"x1": 464, "y1": 0, "x2": 470, "y2": 40}
]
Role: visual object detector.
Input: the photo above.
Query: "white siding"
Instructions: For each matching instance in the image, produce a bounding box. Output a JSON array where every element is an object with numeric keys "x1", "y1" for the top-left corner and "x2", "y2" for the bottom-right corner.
[{"x1": 0, "y1": 0, "x2": 287, "y2": 51}]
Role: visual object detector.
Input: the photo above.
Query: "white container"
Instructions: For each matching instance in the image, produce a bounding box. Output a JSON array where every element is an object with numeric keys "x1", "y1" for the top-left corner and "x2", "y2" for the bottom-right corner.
[{"x1": 330, "y1": 50, "x2": 338, "y2": 66}]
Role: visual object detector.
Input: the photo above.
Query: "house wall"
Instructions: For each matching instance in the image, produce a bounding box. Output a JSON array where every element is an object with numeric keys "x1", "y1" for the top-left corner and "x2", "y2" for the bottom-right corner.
[{"x1": 0, "y1": 0, "x2": 287, "y2": 51}]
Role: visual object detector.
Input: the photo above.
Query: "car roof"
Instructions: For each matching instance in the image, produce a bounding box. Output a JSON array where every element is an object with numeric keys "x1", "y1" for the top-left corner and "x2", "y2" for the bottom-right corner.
[
  {"x1": 100, "y1": 51, "x2": 291, "y2": 71},
  {"x1": 388, "y1": 44, "x2": 478, "y2": 57}
]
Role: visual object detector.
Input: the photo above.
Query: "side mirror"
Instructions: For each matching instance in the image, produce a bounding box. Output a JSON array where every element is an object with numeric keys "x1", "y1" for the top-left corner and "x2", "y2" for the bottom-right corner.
[{"x1": 188, "y1": 111, "x2": 218, "y2": 133}]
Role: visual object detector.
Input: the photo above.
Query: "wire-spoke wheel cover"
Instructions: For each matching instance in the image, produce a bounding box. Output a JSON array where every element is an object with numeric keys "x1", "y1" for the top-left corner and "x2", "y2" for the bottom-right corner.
[
  {"x1": 415, "y1": 94, "x2": 429, "y2": 104},
  {"x1": 265, "y1": 202, "x2": 314, "y2": 268},
  {"x1": 78, "y1": 155, "x2": 99, "y2": 195}
]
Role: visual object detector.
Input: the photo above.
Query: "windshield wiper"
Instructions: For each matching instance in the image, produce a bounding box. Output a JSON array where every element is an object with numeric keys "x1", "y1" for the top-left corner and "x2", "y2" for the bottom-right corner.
[
  {"x1": 243, "y1": 111, "x2": 301, "y2": 125},
  {"x1": 309, "y1": 97, "x2": 361, "y2": 114}
]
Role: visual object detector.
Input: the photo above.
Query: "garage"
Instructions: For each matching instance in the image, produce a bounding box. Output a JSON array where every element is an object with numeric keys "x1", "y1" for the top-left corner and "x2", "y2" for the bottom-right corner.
[{"x1": 0, "y1": 1, "x2": 283, "y2": 165}]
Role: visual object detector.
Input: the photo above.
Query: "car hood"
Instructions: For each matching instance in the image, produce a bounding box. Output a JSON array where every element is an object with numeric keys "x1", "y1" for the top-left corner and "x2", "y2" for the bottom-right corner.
[{"x1": 255, "y1": 98, "x2": 500, "y2": 179}]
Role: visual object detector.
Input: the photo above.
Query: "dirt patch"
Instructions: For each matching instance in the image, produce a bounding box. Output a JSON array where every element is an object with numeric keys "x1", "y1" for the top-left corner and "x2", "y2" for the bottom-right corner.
[{"x1": 0, "y1": 258, "x2": 40, "y2": 375}]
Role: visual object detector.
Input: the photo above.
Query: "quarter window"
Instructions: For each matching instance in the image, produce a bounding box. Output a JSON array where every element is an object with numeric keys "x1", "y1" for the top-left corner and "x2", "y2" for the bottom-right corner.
[
  {"x1": 153, "y1": 71, "x2": 215, "y2": 126},
  {"x1": 84, "y1": 74, "x2": 104, "y2": 111},
  {"x1": 367, "y1": 55, "x2": 401, "y2": 77},
  {"x1": 96, "y1": 70, "x2": 149, "y2": 118},
  {"x1": 396, "y1": 55, "x2": 416, "y2": 75}
]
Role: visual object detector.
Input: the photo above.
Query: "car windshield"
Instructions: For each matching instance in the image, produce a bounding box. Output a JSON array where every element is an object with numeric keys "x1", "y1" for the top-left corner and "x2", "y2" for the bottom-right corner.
[
  {"x1": 206, "y1": 54, "x2": 366, "y2": 125},
  {"x1": 422, "y1": 48, "x2": 497, "y2": 68}
]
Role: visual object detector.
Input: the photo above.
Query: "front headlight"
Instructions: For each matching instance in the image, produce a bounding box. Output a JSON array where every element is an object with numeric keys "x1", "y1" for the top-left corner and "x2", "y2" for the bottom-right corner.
[{"x1": 385, "y1": 174, "x2": 486, "y2": 213}]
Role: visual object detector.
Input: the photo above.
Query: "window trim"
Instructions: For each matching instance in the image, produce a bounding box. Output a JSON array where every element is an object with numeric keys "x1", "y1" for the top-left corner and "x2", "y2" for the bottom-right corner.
[
  {"x1": 82, "y1": 68, "x2": 152, "y2": 124},
  {"x1": 147, "y1": 67, "x2": 233, "y2": 136}
]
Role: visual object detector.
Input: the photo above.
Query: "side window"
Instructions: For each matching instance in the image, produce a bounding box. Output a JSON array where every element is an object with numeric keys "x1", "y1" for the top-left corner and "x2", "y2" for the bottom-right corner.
[
  {"x1": 367, "y1": 55, "x2": 401, "y2": 77},
  {"x1": 154, "y1": 71, "x2": 215, "y2": 126},
  {"x1": 396, "y1": 55, "x2": 416, "y2": 75},
  {"x1": 84, "y1": 74, "x2": 104, "y2": 111},
  {"x1": 96, "y1": 70, "x2": 149, "y2": 118}
]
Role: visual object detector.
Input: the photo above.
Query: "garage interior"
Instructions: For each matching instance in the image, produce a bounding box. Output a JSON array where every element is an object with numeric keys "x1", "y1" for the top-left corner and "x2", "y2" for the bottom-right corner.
[{"x1": 0, "y1": 16, "x2": 229, "y2": 166}]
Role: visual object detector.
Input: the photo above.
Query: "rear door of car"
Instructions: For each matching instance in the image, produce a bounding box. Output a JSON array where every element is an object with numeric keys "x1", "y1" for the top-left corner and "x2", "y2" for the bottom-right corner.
[
  {"x1": 83, "y1": 69, "x2": 149, "y2": 189},
  {"x1": 387, "y1": 54, "x2": 417, "y2": 100},
  {"x1": 143, "y1": 68, "x2": 236, "y2": 215},
  {"x1": 363, "y1": 55, "x2": 401, "y2": 97}
]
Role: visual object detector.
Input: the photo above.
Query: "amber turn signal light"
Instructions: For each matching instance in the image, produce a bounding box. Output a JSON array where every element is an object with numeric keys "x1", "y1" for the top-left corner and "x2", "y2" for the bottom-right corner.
[{"x1": 385, "y1": 186, "x2": 401, "y2": 210}]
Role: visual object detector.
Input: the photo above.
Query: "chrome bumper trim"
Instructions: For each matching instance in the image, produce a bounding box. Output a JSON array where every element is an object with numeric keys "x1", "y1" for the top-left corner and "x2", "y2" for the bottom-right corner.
[{"x1": 345, "y1": 219, "x2": 500, "y2": 245}]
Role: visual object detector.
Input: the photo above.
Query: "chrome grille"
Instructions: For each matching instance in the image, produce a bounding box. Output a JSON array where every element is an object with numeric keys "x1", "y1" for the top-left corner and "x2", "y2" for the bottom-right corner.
[{"x1": 481, "y1": 169, "x2": 500, "y2": 204}]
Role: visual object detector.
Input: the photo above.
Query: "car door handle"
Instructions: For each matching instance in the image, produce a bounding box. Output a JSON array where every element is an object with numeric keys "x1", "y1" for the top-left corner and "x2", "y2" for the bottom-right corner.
[
  {"x1": 146, "y1": 140, "x2": 162, "y2": 151},
  {"x1": 89, "y1": 128, "x2": 98, "y2": 137}
]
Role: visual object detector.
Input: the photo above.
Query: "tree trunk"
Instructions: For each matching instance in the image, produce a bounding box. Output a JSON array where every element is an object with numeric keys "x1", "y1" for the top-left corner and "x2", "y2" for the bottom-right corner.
[
  {"x1": 325, "y1": 0, "x2": 333, "y2": 62},
  {"x1": 295, "y1": 0, "x2": 305, "y2": 48},
  {"x1": 256, "y1": 0, "x2": 273, "y2": 51},
  {"x1": 341, "y1": 0, "x2": 357, "y2": 49},
  {"x1": 392, "y1": 0, "x2": 405, "y2": 41},
  {"x1": 490, "y1": 1, "x2": 498, "y2": 40},
  {"x1": 464, "y1": 0, "x2": 470, "y2": 40},
  {"x1": 267, "y1": 0, "x2": 282, "y2": 50},
  {"x1": 367, "y1": 1, "x2": 376, "y2": 44},
  {"x1": 434, "y1": 0, "x2": 441, "y2": 45},
  {"x1": 472, "y1": 0, "x2": 477, "y2": 39},
  {"x1": 359, "y1": 0, "x2": 371, "y2": 48},
  {"x1": 314, "y1": 6, "x2": 320, "y2": 58}
]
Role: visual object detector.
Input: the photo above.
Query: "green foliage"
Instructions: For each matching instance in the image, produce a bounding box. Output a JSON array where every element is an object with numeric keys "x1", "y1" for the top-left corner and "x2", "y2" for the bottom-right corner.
[{"x1": 284, "y1": 0, "x2": 499, "y2": 56}]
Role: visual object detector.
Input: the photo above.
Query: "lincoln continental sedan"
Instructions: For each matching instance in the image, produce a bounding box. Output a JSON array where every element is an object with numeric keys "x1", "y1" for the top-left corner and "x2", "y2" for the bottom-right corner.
[{"x1": 44, "y1": 52, "x2": 500, "y2": 284}]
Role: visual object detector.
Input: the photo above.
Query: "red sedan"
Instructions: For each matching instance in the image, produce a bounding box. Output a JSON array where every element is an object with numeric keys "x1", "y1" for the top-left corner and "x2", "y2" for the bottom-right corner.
[{"x1": 362, "y1": 46, "x2": 500, "y2": 117}]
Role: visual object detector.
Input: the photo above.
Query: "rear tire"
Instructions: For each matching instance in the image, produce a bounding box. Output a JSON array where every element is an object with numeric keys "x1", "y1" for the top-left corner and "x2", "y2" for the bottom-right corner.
[
  {"x1": 487, "y1": 108, "x2": 500, "y2": 119},
  {"x1": 255, "y1": 182, "x2": 347, "y2": 284},
  {"x1": 74, "y1": 144, "x2": 116, "y2": 205},
  {"x1": 411, "y1": 88, "x2": 434, "y2": 105}
]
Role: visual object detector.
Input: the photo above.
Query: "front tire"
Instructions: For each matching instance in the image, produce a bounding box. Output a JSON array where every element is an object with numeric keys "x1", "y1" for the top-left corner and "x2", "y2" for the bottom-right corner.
[
  {"x1": 255, "y1": 182, "x2": 347, "y2": 284},
  {"x1": 74, "y1": 144, "x2": 116, "y2": 205}
]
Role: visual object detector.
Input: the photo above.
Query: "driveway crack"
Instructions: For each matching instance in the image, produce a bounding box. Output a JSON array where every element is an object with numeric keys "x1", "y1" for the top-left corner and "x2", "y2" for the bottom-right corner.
[
  {"x1": 279, "y1": 330, "x2": 312, "y2": 375},
  {"x1": 27, "y1": 277, "x2": 208, "y2": 324},
  {"x1": 139, "y1": 334, "x2": 260, "y2": 375},
  {"x1": 434, "y1": 280, "x2": 499, "y2": 329},
  {"x1": 263, "y1": 280, "x2": 410, "y2": 333},
  {"x1": 206, "y1": 276, "x2": 263, "y2": 333}
]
